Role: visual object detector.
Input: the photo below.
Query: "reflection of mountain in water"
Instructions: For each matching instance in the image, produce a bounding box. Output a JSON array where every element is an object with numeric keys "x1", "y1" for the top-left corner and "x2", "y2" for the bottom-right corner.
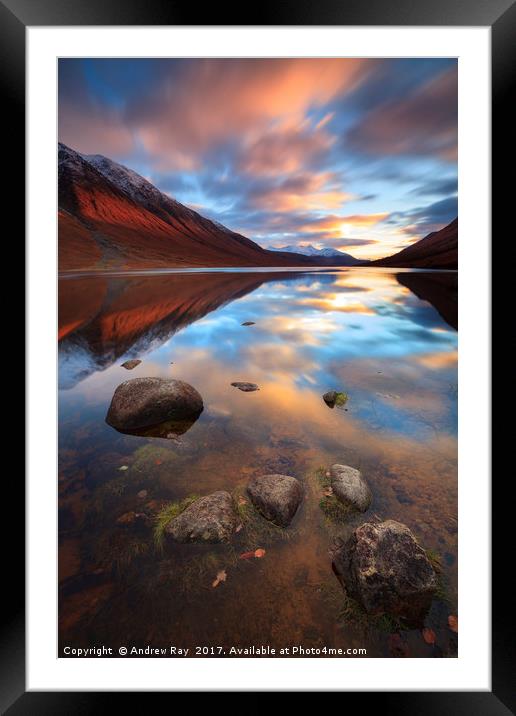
[
  {"x1": 58, "y1": 271, "x2": 317, "y2": 388},
  {"x1": 396, "y1": 271, "x2": 457, "y2": 331},
  {"x1": 59, "y1": 269, "x2": 458, "y2": 389}
]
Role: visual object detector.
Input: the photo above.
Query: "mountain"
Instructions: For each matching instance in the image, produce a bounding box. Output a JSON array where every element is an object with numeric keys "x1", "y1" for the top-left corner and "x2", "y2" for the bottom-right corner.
[
  {"x1": 373, "y1": 218, "x2": 457, "y2": 270},
  {"x1": 272, "y1": 243, "x2": 363, "y2": 265},
  {"x1": 58, "y1": 144, "x2": 317, "y2": 272}
]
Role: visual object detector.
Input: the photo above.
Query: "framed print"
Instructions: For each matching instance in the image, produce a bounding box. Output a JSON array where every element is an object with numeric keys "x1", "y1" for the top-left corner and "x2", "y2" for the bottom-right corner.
[{"x1": 3, "y1": 0, "x2": 512, "y2": 709}]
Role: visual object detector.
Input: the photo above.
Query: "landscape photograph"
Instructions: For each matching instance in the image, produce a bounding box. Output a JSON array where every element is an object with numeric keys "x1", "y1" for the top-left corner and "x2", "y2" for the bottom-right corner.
[{"x1": 58, "y1": 57, "x2": 458, "y2": 659}]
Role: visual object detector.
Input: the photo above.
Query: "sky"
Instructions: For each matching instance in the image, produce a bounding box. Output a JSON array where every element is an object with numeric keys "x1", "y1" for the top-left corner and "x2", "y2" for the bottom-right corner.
[{"x1": 58, "y1": 58, "x2": 457, "y2": 260}]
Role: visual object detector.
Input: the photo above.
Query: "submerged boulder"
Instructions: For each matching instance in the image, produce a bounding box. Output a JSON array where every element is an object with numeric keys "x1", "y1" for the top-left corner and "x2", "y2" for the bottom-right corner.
[
  {"x1": 330, "y1": 464, "x2": 372, "y2": 513},
  {"x1": 332, "y1": 520, "x2": 437, "y2": 620},
  {"x1": 106, "y1": 377, "x2": 203, "y2": 431},
  {"x1": 247, "y1": 474, "x2": 303, "y2": 527},
  {"x1": 165, "y1": 491, "x2": 236, "y2": 543}
]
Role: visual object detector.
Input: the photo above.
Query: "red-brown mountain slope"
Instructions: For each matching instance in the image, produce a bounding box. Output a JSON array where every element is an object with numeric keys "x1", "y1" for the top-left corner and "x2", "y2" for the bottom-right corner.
[
  {"x1": 373, "y1": 218, "x2": 457, "y2": 270},
  {"x1": 58, "y1": 143, "x2": 316, "y2": 272}
]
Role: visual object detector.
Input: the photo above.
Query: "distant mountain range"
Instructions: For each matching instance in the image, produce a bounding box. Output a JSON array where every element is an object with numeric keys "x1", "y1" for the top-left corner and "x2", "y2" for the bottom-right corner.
[
  {"x1": 271, "y1": 243, "x2": 363, "y2": 265},
  {"x1": 372, "y1": 218, "x2": 457, "y2": 270},
  {"x1": 58, "y1": 143, "x2": 456, "y2": 271}
]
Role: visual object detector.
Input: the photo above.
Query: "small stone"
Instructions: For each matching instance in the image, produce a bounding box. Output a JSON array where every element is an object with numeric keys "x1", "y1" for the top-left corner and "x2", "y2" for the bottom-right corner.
[
  {"x1": 247, "y1": 474, "x2": 303, "y2": 527},
  {"x1": 231, "y1": 382, "x2": 260, "y2": 392},
  {"x1": 165, "y1": 491, "x2": 236, "y2": 543},
  {"x1": 323, "y1": 390, "x2": 348, "y2": 408},
  {"x1": 330, "y1": 464, "x2": 372, "y2": 513},
  {"x1": 323, "y1": 391, "x2": 338, "y2": 408},
  {"x1": 121, "y1": 359, "x2": 142, "y2": 370}
]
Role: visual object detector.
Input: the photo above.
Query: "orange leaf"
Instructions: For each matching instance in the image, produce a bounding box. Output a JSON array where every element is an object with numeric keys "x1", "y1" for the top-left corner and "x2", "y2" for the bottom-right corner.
[
  {"x1": 238, "y1": 497, "x2": 247, "y2": 506},
  {"x1": 211, "y1": 569, "x2": 227, "y2": 588},
  {"x1": 155, "y1": 459, "x2": 162, "y2": 465},
  {"x1": 254, "y1": 548, "x2": 266, "y2": 558},
  {"x1": 239, "y1": 551, "x2": 255, "y2": 560},
  {"x1": 448, "y1": 615, "x2": 458, "y2": 633},
  {"x1": 422, "y1": 627, "x2": 436, "y2": 645}
]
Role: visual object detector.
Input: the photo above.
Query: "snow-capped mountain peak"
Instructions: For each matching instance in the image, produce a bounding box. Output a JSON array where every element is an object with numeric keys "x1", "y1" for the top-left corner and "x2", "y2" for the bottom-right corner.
[{"x1": 274, "y1": 243, "x2": 346, "y2": 258}]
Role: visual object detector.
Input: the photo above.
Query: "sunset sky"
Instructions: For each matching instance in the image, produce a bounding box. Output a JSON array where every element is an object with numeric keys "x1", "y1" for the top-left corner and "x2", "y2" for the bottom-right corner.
[{"x1": 59, "y1": 58, "x2": 457, "y2": 260}]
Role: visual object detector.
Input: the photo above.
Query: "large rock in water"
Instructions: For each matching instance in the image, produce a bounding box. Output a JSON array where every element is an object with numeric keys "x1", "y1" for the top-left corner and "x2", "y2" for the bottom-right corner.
[
  {"x1": 330, "y1": 464, "x2": 372, "y2": 512},
  {"x1": 106, "y1": 377, "x2": 203, "y2": 431},
  {"x1": 332, "y1": 520, "x2": 437, "y2": 621},
  {"x1": 165, "y1": 491, "x2": 236, "y2": 543},
  {"x1": 247, "y1": 474, "x2": 303, "y2": 527}
]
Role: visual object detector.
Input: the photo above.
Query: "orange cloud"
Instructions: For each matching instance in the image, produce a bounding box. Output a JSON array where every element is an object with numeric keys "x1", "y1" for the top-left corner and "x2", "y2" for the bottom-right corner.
[
  {"x1": 339, "y1": 213, "x2": 390, "y2": 226},
  {"x1": 130, "y1": 58, "x2": 373, "y2": 169},
  {"x1": 239, "y1": 122, "x2": 335, "y2": 177},
  {"x1": 251, "y1": 173, "x2": 352, "y2": 212}
]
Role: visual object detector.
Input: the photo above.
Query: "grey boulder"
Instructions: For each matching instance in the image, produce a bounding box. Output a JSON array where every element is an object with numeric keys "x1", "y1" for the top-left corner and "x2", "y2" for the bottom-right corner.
[
  {"x1": 332, "y1": 520, "x2": 437, "y2": 620},
  {"x1": 247, "y1": 474, "x2": 303, "y2": 527},
  {"x1": 330, "y1": 464, "x2": 372, "y2": 513},
  {"x1": 106, "y1": 377, "x2": 203, "y2": 431},
  {"x1": 165, "y1": 491, "x2": 236, "y2": 543}
]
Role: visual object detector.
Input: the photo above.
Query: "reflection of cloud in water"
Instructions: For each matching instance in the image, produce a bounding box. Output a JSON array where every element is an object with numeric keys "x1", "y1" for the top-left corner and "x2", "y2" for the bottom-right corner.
[{"x1": 298, "y1": 295, "x2": 376, "y2": 314}]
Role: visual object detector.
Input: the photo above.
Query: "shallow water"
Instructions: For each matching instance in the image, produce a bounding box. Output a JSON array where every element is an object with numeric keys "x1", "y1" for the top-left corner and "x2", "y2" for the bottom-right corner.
[{"x1": 58, "y1": 268, "x2": 458, "y2": 658}]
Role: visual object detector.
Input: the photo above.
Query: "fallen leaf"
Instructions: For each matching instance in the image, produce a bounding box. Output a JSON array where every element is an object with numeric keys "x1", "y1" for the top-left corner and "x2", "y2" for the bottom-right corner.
[
  {"x1": 448, "y1": 615, "x2": 458, "y2": 633},
  {"x1": 155, "y1": 459, "x2": 162, "y2": 465},
  {"x1": 239, "y1": 551, "x2": 255, "y2": 560},
  {"x1": 212, "y1": 569, "x2": 227, "y2": 588},
  {"x1": 422, "y1": 627, "x2": 436, "y2": 645},
  {"x1": 118, "y1": 465, "x2": 129, "y2": 471},
  {"x1": 323, "y1": 488, "x2": 333, "y2": 497},
  {"x1": 238, "y1": 497, "x2": 247, "y2": 506},
  {"x1": 254, "y1": 548, "x2": 266, "y2": 558},
  {"x1": 235, "y1": 523, "x2": 243, "y2": 533}
]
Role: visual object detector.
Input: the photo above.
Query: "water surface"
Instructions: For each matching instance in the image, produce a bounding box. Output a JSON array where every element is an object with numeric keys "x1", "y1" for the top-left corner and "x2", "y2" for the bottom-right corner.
[{"x1": 58, "y1": 268, "x2": 458, "y2": 658}]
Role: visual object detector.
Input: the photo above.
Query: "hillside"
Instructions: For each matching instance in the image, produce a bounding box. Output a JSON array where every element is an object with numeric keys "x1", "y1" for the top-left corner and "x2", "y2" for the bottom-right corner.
[
  {"x1": 58, "y1": 144, "x2": 317, "y2": 272},
  {"x1": 373, "y1": 218, "x2": 457, "y2": 269}
]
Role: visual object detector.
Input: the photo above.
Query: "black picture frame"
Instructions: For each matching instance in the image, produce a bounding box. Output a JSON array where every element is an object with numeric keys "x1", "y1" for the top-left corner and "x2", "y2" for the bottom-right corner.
[{"x1": 4, "y1": 0, "x2": 512, "y2": 710}]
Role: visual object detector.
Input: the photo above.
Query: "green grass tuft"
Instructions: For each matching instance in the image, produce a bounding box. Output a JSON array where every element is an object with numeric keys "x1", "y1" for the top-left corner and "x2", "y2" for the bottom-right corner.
[
  {"x1": 334, "y1": 392, "x2": 349, "y2": 407},
  {"x1": 153, "y1": 494, "x2": 200, "y2": 550},
  {"x1": 319, "y1": 496, "x2": 353, "y2": 523},
  {"x1": 314, "y1": 466, "x2": 331, "y2": 488},
  {"x1": 425, "y1": 548, "x2": 443, "y2": 573}
]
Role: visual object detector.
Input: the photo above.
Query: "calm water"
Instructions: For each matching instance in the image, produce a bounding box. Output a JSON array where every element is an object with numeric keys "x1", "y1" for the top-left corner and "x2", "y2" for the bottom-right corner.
[{"x1": 58, "y1": 268, "x2": 458, "y2": 658}]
